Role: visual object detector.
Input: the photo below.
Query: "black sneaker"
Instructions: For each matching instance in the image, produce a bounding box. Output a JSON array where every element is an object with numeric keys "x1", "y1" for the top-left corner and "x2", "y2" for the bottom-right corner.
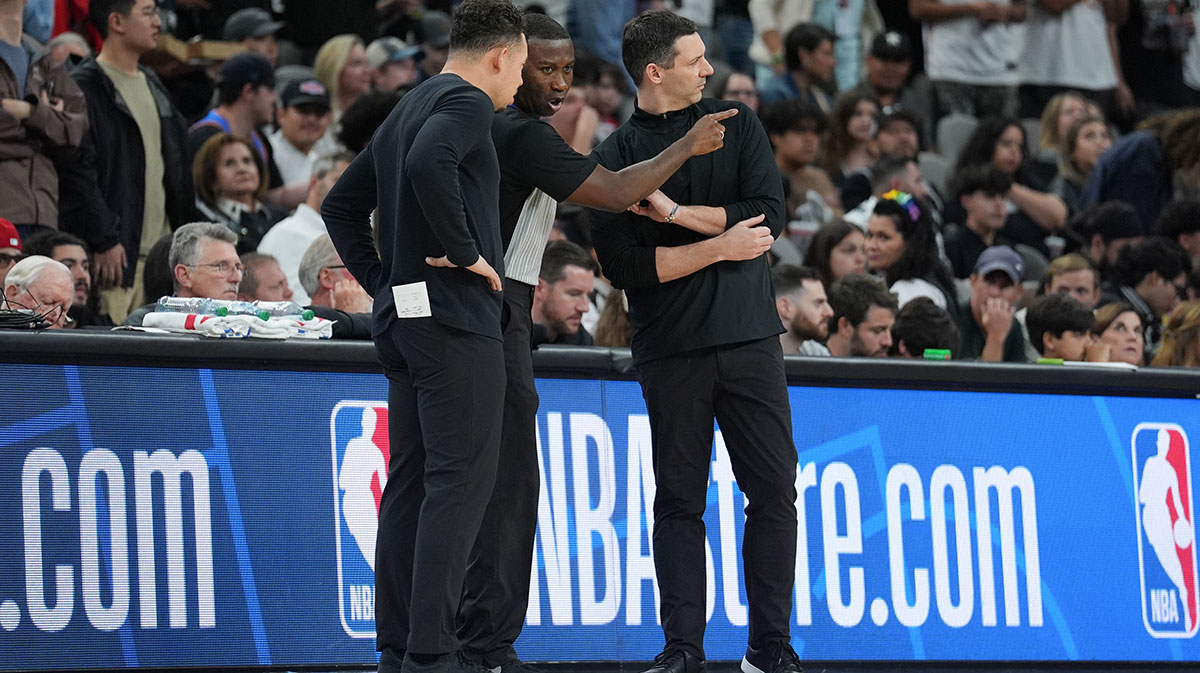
[
  {"x1": 741, "y1": 641, "x2": 803, "y2": 673},
  {"x1": 642, "y1": 648, "x2": 706, "y2": 673},
  {"x1": 489, "y1": 661, "x2": 546, "y2": 673}
]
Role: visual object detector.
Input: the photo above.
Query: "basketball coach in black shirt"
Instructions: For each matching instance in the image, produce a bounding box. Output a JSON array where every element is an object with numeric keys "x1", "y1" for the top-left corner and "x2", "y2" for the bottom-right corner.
[
  {"x1": 459, "y1": 12, "x2": 735, "y2": 673},
  {"x1": 320, "y1": 2, "x2": 526, "y2": 673},
  {"x1": 589, "y1": 11, "x2": 801, "y2": 673}
]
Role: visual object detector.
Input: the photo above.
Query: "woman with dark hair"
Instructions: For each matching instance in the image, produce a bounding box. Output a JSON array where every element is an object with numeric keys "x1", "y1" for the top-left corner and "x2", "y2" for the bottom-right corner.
[
  {"x1": 866, "y1": 191, "x2": 956, "y2": 309},
  {"x1": 821, "y1": 93, "x2": 880, "y2": 190},
  {"x1": 952, "y1": 116, "x2": 1068, "y2": 256},
  {"x1": 1093, "y1": 302, "x2": 1145, "y2": 366},
  {"x1": 710, "y1": 69, "x2": 760, "y2": 115},
  {"x1": 1049, "y1": 116, "x2": 1112, "y2": 214},
  {"x1": 1083, "y1": 110, "x2": 1200, "y2": 232},
  {"x1": 193, "y1": 134, "x2": 285, "y2": 253},
  {"x1": 760, "y1": 22, "x2": 837, "y2": 111},
  {"x1": 802, "y1": 219, "x2": 866, "y2": 287}
]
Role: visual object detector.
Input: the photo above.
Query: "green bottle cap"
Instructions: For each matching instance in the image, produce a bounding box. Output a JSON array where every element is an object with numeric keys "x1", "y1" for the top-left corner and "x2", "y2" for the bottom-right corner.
[
  {"x1": 1036, "y1": 357, "x2": 1064, "y2": 365},
  {"x1": 215, "y1": 306, "x2": 228, "y2": 317},
  {"x1": 923, "y1": 349, "x2": 951, "y2": 360},
  {"x1": 257, "y1": 310, "x2": 270, "y2": 321},
  {"x1": 302, "y1": 309, "x2": 315, "y2": 321}
]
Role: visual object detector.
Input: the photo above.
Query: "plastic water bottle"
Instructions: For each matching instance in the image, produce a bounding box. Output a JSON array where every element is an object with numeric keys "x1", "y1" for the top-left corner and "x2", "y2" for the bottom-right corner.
[
  {"x1": 254, "y1": 300, "x2": 315, "y2": 321},
  {"x1": 157, "y1": 296, "x2": 228, "y2": 316}
]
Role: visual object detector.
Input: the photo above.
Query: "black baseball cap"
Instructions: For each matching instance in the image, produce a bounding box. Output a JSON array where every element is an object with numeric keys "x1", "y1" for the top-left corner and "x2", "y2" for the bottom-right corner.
[
  {"x1": 218, "y1": 52, "x2": 275, "y2": 91},
  {"x1": 223, "y1": 8, "x2": 285, "y2": 42},
  {"x1": 280, "y1": 78, "x2": 331, "y2": 110},
  {"x1": 870, "y1": 31, "x2": 911, "y2": 62}
]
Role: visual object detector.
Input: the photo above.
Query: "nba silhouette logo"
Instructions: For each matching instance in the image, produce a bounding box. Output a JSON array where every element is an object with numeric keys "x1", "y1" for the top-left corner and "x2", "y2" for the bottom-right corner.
[
  {"x1": 1133, "y1": 422, "x2": 1199, "y2": 638},
  {"x1": 330, "y1": 401, "x2": 390, "y2": 638}
]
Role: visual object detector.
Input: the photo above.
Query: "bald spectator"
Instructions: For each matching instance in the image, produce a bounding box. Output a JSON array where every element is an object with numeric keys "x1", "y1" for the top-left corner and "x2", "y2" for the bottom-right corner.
[
  {"x1": 123, "y1": 222, "x2": 243, "y2": 326},
  {"x1": 237, "y1": 252, "x2": 294, "y2": 302},
  {"x1": 0, "y1": 217, "x2": 21, "y2": 287},
  {"x1": 3, "y1": 254, "x2": 73, "y2": 327},
  {"x1": 223, "y1": 8, "x2": 284, "y2": 67},
  {"x1": 258, "y1": 151, "x2": 353, "y2": 304},
  {"x1": 59, "y1": 0, "x2": 196, "y2": 324},
  {"x1": 0, "y1": 0, "x2": 88, "y2": 239}
]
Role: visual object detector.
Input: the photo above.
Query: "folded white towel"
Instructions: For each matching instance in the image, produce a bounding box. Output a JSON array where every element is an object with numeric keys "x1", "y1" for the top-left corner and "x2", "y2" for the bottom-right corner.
[{"x1": 142, "y1": 312, "x2": 252, "y2": 338}]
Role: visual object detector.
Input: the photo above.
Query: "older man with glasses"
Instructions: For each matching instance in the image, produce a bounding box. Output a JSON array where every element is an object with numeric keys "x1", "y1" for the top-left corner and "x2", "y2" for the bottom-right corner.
[
  {"x1": 122, "y1": 222, "x2": 243, "y2": 326},
  {"x1": 3, "y1": 255, "x2": 74, "y2": 328}
]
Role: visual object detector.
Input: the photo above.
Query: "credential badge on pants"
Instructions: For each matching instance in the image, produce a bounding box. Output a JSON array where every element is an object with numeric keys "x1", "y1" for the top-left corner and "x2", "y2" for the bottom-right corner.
[
  {"x1": 331, "y1": 401, "x2": 390, "y2": 638},
  {"x1": 1133, "y1": 422, "x2": 1199, "y2": 638}
]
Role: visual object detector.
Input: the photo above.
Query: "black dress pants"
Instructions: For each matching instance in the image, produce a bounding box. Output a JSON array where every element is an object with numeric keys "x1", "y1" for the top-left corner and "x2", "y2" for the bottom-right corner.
[
  {"x1": 636, "y1": 337, "x2": 798, "y2": 659},
  {"x1": 459, "y1": 279, "x2": 541, "y2": 668},
  {"x1": 373, "y1": 317, "x2": 505, "y2": 659}
]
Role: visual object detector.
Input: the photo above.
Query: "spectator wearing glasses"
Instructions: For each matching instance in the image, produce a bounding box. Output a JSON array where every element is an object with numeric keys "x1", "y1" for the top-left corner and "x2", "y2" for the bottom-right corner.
[
  {"x1": 1102, "y1": 236, "x2": 1190, "y2": 359},
  {"x1": 2, "y1": 254, "x2": 73, "y2": 327},
  {"x1": 297, "y1": 234, "x2": 370, "y2": 315},
  {"x1": 0, "y1": 217, "x2": 22, "y2": 287},
  {"x1": 123, "y1": 222, "x2": 242, "y2": 326}
]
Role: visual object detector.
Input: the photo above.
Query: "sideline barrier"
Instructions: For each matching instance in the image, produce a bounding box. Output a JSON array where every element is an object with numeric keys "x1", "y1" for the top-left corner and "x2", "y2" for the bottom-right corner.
[{"x1": 2, "y1": 332, "x2": 1200, "y2": 670}]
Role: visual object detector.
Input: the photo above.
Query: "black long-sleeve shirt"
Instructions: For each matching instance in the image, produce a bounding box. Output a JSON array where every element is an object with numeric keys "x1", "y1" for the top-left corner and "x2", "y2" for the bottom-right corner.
[
  {"x1": 321, "y1": 74, "x2": 504, "y2": 340},
  {"x1": 589, "y1": 99, "x2": 786, "y2": 365}
]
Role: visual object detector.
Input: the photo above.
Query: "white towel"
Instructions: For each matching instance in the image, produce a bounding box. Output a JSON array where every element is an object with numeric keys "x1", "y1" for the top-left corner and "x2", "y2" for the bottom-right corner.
[{"x1": 142, "y1": 313, "x2": 252, "y2": 338}]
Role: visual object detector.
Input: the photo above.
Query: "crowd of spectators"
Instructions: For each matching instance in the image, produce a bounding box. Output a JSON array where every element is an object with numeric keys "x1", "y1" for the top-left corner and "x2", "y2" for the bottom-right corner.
[{"x1": 3, "y1": 0, "x2": 1200, "y2": 370}]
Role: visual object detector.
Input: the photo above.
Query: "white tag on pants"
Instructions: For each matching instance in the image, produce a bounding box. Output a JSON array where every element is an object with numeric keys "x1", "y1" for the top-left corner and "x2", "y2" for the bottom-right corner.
[{"x1": 392, "y1": 281, "x2": 433, "y2": 318}]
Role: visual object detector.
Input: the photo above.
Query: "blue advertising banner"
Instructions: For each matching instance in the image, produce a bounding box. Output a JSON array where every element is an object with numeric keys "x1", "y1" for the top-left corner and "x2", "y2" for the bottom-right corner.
[{"x1": 1, "y1": 362, "x2": 1198, "y2": 669}]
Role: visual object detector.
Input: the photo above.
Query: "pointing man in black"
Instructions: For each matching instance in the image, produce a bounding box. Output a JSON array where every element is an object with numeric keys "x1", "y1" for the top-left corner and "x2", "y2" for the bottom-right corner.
[
  {"x1": 459, "y1": 12, "x2": 734, "y2": 673},
  {"x1": 589, "y1": 11, "x2": 801, "y2": 673},
  {"x1": 320, "y1": 2, "x2": 526, "y2": 673}
]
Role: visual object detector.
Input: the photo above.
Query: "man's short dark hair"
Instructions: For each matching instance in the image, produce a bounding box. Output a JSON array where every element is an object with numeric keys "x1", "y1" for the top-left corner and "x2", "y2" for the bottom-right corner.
[
  {"x1": 23, "y1": 231, "x2": 89, "y2": 258},
  {"x1": 1025, "y1": 293, "x2": 1096, "y2": 355},
  {"x1": 783, "y1": 23, "x2": 835, "y2": 74},
  {"x1": 539, "y1": 240, "x2": 596, "y2": 283},
  {"x1": 523, "y1": 11, "x2": 569, "y2": 42},
  {"x1": 827, "y1": 274, "x2": 898, "y2": 333},
  {"x1": 337, "y1": 90, "x2": 402, "y2": 153},
  {"x1": 237, "y1": 252, "x2": 278, "y2": 299},
  {"x1": 868, "y1": 154, "x2": 914, "y2": 194},
  {"x1": 770, "y1": 264, "x2": 823, "y2": 298},
  {"x1": 89, "y1": 0, "x2": 137, "y2": 38},
  {"x1": 759, "y1": 99, "x2": 827, "y2": 137},
  {"x1": 1157, "y1": 199, "x2": 1200, "y2": 238},
  {"x1": 951, "y1": 164, "x2": 1013, "y2": 200},
  {"x1": 449, "y1": 0, "x2": 525, "y2": 55},
  {"x1": 1111, "y1": 236, "x2": 1189, "y2": 288},
  {"x1": 889, "y1": 296, "x2": 961, "y2": 357},
  {"x1": 621, "y1": 10, "x2": 698, "y2": 87}
]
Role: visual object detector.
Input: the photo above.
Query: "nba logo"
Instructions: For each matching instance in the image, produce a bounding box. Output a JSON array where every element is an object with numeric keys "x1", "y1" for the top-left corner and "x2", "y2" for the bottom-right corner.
[
  {"x1": 331, "y1": 401, "x2": 390, "y2": 638},
  {"x1": 1133, "y1": 422, "x2": 1199, "y2": 638}
]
